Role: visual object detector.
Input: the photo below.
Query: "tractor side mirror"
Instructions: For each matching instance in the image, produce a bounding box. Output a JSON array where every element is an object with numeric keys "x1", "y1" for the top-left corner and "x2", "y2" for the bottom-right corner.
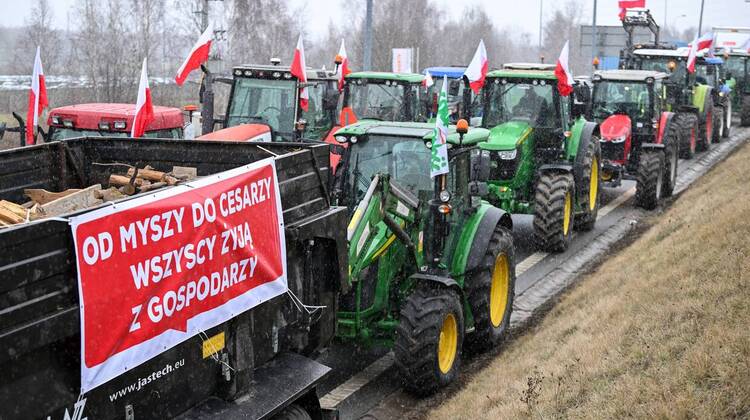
[{"x1": 469, "y1": 149, "x2": 491, "y2": 197}]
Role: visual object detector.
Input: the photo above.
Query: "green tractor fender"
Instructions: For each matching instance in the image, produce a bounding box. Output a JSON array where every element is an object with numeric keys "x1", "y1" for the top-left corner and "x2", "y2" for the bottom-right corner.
[{"x1": 451, "y1": 204, "x2": 513, "y2": 277}]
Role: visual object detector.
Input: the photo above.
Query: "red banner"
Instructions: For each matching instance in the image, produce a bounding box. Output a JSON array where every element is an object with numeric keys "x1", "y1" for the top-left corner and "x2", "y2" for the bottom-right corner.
[{"x1": 70, "y1": 158, "x2": 286, "y2": 392}]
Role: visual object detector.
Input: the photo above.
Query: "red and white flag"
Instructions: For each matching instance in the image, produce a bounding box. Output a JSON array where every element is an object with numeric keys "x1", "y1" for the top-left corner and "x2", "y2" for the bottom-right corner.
[
  {"x1": 464, "y1": 40, "x2": 488, "y2": 94},
  {"x1": 26, "y1": 46, "x2": 48, "y2": 145},
  {"x1": 175, "y1": 23, "x2": 213, "y2": 86},
  {"x1": 422, "y1": 71, "x2": 434, "y2": 88},
  {"x1": 290, "y1": 35, "x2": 309, "y2": 111},
  {"x1": 336, "y1": 39, "x2": 351, "y2": 92},
  {"x1": 618, "y1": 0, "x2": 645, "y2": 20},
  {"x1": 555, "y1": 41, "x2": 574, "y2": 97},
  {"x1": 131, "y1": 58, "x2": 155, "y2": 138},
  {"x1": 686, "y1": 33, "x2": 714, "y2": 73}
]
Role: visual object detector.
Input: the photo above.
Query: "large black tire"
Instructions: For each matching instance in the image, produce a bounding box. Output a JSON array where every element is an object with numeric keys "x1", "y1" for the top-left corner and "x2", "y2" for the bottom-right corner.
[
  {"x1": 661, "y1": 121, "x2": 679, "y2": 198},
  {"x1": 395, "y1": 285, "x2": 464, "y2": 395},
  {"x1": 676, "y1": 112, "x2": 698, "y2": 159},
  {"x1": 573, "y1": 134, "x2": 601, "y2": 231},
  {"x1": 712, "y1": 106, "x2": 724, "y2": 144},
  {"x1": 465, "y1": 225, "x2": 515, "y2": 352},
  {"x1": 697, "y1": 98, "x2": 713, "y2": 152},
  {"x1": 272, "y1": 404, "x2": 312, "y2": 420},
  {"x1": 635, "y1": 150, "x2": 664, "y2": 210},
  {"x1": 722, "y1": 100, "x2": 731, "y2": 138},
  {"x1": 533, "y1": 171, "x2": 575, "y2": 252},
  {"x1": 742, "y1": 95, "x2": 750, "y2": 127}
]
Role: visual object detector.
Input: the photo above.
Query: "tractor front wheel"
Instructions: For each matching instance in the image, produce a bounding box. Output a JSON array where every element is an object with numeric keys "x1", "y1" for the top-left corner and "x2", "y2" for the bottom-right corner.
[
  {"x1": 676, "y1": 113, "x2": 698, "y2": 159},
  {"x1": 635, "y1": 150, "x2": 664, "y2": 210},
  {"x1": 395, "y1": 286, "x2": 464, "y2": 395},
  {"x1": 465, "y1": 225, "x2": 515, "y2": 352},
  {"x1": 661, "y1": 126, "x2": 679, "y2": 198},
  {"x1": 573, "y1": 135, "x2": 601, "y2": 231},
  {"x1": 713, "y1": 106, "x2": 724, "y2": 144},
  {"x1": 533, "y1": 172, "x2": 575, "y2": 252},
  {"x1": 742, "y1": 95, "x2": 750, "y2": 127}
]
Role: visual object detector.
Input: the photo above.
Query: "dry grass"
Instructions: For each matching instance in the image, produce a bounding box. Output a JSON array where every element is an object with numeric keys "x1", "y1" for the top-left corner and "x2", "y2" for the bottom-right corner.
[{"x1": 426, "y1": 142, "x2": 750, "y2": 419}]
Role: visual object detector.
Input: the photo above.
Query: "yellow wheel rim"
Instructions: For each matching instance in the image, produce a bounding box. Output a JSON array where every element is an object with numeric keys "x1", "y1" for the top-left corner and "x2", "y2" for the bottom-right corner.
[
  {"x1": 589, "y1": 157, "x2": 598, "y2": 211},
  {"x1": 490, "y1": 254, "x2": 510, "y2": 328},
  {"x1": 437, "y1": 313, "x2": 458, "y2": 374},
  {"x1": 563, "y1": 191, "x2": 572, "y2": 236},
  {"x1": 601, "y1": 170, "x2": 612, "y2": 181}
]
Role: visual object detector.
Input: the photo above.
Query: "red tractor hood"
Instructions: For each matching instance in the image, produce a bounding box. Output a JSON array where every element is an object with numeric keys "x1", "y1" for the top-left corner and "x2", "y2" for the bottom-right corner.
[
  {"x1": 600, "y1": 114, "x2": 631, "y2": 141},
  {"x1": 197, "y1": 124, "x2": 272, "y2": 142}
]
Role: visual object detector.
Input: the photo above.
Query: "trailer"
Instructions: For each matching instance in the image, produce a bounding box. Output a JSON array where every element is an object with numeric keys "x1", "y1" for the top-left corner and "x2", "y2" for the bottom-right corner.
[{"x1": 0, "y1": 138, "x2": 348, "y2": 419}]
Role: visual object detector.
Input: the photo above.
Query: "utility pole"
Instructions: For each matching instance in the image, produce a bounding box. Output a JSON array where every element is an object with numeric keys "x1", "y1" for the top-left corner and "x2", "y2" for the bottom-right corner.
[
  {"x1": 364, "y1": 0, "x2": 373, "y2": 71},
  {"x1": 697, "y1": 0, "x2": 705, "y2": 35},
  {"x1": 663, "y1": 0, "x2": 667, "y2": 29},
  {"x1": 592, "y1": 0, "x2": 598, "y2": 72},
  {"x1": 538, "y1": 0, "x2": 544, "y2": 56}
]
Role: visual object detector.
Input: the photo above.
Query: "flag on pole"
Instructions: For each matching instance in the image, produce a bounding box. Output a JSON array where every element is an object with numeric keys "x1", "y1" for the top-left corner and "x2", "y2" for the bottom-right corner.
[
  {"x1": 175, "y1": 23, "x2": 213, "y2": 86},
  {"x1": 618, "y1": 0, "x2": 645, "y2": 20},
  {"x1": 686, "y1": 34, "x2": 713, "y2": 73},
  {"x1": 555, "y1": 41, "x2": 574, "y2": 97},
  {"x1": 464, "y1": 40, "x2": 488, "y2": 94},
  {"x1": 422, "y1": 71, "x2": 434, "y2": 88},
  {"x1": 131, "y1": 58, "x2": 155, "y2": 138},
  {"x1": 336, "y1": 39, "x2": 351, "y2": 92},
  {"x1": 26, "y1": 46, "x2": 47, "y2": 145},
  {"x1": 430, "y1": 76, "x2": 450, "y2": 178},
  {"x1": 290, "y1": 35, "x2": 309, "y2": 111}
]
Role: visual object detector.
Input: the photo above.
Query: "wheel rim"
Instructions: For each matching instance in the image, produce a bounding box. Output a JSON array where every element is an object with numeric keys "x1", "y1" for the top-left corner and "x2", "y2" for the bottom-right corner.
[
  {"x1": 727, "y1": 103, "x2": 732, "y2": 129},
  {"x1": 706, "y1": 111, "x2": 712, "y2": 144},
  {"x1": 563, "y1": 191, "x2": 572, "y2": 236},
  {"x1": 690, "y1": 126, "x2": 696, "y2": 152},
  {"x1": 437, "y1": 313, "x2": 458, "y2": 374},
  {"x1": 490, "y1": 254, "x2": 510, "y2": 328},
  {"x1": 656, "y1": 159, "x2": 663, "y2": 199},
  {"x1": 589, "y1": 157, "x2": 598, "y2": 211},
  {"x1": 670, "y1": 149, "x2": 678, "y2": 182}
]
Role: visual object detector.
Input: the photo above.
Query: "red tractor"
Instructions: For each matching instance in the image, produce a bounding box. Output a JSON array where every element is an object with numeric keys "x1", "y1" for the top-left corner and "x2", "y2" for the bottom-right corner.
[{"x1": 589, "y1": 70, "x2": 681, "y2": 209}]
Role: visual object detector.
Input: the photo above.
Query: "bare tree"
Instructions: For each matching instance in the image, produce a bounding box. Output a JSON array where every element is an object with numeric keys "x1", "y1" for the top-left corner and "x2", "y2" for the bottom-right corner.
[{"x1": 12, "y1": 0, "x2": 62, "y2": 74}]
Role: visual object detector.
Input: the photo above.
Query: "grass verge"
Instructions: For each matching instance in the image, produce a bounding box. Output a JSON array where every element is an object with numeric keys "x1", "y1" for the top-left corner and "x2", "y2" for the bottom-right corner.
[{"x1": 425, "y1": 142, "x2": 750, "y2": 419}]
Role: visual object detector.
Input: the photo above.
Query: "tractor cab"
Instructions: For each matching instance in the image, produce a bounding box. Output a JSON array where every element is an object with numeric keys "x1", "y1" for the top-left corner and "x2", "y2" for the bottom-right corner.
[
  {"x1": 720, "y1": 49, "x2": 749, "y2": 96},
  {"x1": 340, "y1": 72, "x2": 429, "y2": 124},
  {"x1": 200, "y1": 64, "x2": 340, "y2": 142},
  {"x1": 423, "y1": 66, "x2": 480, "y2": 122}
]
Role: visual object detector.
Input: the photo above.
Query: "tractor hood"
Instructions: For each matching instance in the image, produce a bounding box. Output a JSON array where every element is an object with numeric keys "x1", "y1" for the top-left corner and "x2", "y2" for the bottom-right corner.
[
  {"x1": 196, "y1": 123, "x2": 272, "y2": 142},
  {"x1": 599, "y1": 114, "x2": 631, "y2": 142},
  {"x1": 480, "y1": 121, "x2": 533, "y2": 151}
]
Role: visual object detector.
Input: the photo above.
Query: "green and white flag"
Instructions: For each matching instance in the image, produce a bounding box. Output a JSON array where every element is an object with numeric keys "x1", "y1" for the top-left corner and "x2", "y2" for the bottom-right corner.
[{"x1": 430, "y1": 75, "x2": 450, "y2": 177}]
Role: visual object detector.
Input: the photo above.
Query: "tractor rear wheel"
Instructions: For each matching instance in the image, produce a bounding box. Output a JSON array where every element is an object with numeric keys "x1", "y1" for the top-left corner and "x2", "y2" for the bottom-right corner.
[
  {"x1": 742, "y1": 95, "x2": 750, "y2": 127},
  {"x1": 676, "y1": 113, "x2": 698, "y2": 159},
  {"x1": 698, "y1": 98, "x2": 713, "y2": 152},
  {"x1": 713, "y1": 106, "x2": 724, "y2": 144},
  {"x1": 722, "y1": 101, "x2": 731, "y2": 138},
  {"x1": 272, "y1": 404, "x2": 312, "y2": 420},
  {"x1": 395, "y1": 285, "x2": 464, "y2": 395},
  {"x1": 635, "y1": 150, "x2": 664, "y2": 210},
  {"x1": 661, "y1": 124, "x2": 679, "y2": 198},
  {"x1": 573, "y1": 135, "x2": 601, "y2": 231},
  {"x1": 533, "y1": 172, "x2": 575, "y2": 252},
  {"x1": 465, "y1": 225, "x2": 515, "y2": 352}
]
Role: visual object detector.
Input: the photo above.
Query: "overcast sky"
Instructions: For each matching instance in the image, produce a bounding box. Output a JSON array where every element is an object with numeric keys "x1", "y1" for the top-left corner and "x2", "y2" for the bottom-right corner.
[{"x1": 0, "y1": 0, "x2": 748, "y2": 43}]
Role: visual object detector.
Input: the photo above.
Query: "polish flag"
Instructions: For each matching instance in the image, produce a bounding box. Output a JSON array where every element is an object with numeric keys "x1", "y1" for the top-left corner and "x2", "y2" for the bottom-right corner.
[
  {"x1": 618, "y1": 0, "x2": 645, "y2": 20},
  {"x1": 464, "y1": 40, "x2": 488, "y2": 94},
  {"x1": 131, "y1": 58, "x2": 155, "y2": 138},
  {"x1": 686, "y1": 33, "x2": 714, "y2": 73},
  {"x1": 290, "y1": 35, "x2": 309, "y2": 111},
  {"x1": 26, "y1": 46, "x2": 48, "y2": 145},
  {"x1": 422, "y1": 71, "x2": 434, "y2": 88},
  {"x1": 336, "y1": 39, "x2": 351, "y2": 92},
  {"x1": 175, "y1": 23, "x2": 213, "y2": 86},
  {"x1": 555, "y1": 41, "x2": 574, "y2": 97}
]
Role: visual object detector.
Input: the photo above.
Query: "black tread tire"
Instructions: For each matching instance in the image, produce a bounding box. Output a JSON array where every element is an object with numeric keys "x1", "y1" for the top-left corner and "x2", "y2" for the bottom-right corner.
[
  {"x1": 635, "y1": 150, "x2": 664, "y2": 210},
  {"x1": 272, "y1": 404, "x2": 312, "y2": 420},
  {"x1": 712, "y1": 106, "x2": 724, "y2": 144},
  {"x1": 533, "y1": 171, "x2": 575, "y2": 252},
  {"x1": 676, "y1": 113, "x2": 698, "y2": 159},
  {"x1": 722, "y1": 100, "x2": 731, "y2": 138},
  {"x1": 661, "y1": 121, "x2": 679, "y2": 198},
  {"x1": 697, "y1": 97, "x2": 713, "y2": 152},
  {"x1": 573, "y1": 135, "x2": 600, "y2": 231},
  {"x1": 465, "y1": 225, "x2": 515, "y2": 352},
  {"x1": 742, "y1": 95, "x2": 750, "y2": 127},
  {"x1": 395, "y1": 286, "x2": 464, "y2": 395}
]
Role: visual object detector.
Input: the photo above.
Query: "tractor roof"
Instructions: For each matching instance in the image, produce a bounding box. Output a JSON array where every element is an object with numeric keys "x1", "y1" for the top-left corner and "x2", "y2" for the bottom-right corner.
[
  {"x1": 424, "y1": 66, "x2": 466, "y2": 79},
  {"x1": 502, "y1": 63, "x2": 556, "y2": 71},
  {"x1": 233, "y1": 64, "x2": 335, "y2": 81},
  {"x1": 593, "y1": 70, "x2": 669, "y2": 82},
  {"x1": 48, "y1": 103, "x2": 183, "y2": 131},
  {"x1": 487, "y1": 66, "x2": 556, "y2": 80},
  {"x1": 724, "y1": 49, "x2": 750, "y2": 57},
  {"x1": 633, "y1": 48, "x2": 689, "y2": 58},
  {"x1": 346, "y1": 71, "x2": 425, "y2": 84},
  {"x1": 336, "y1": 120, "x2": 489, "y2": 146}
]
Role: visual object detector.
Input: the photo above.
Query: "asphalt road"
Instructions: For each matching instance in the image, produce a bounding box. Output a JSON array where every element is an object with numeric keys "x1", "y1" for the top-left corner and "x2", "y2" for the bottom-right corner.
[{"x1": 314, "y1": 126, "x2": 750, "y2": 420}]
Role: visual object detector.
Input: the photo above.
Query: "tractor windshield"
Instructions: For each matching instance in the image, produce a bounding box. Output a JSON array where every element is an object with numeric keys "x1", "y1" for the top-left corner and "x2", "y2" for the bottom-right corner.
[
  {"x1": 50, "y1": 127, "x2": 182, "y2": 141},
  {"x1": 723, "y1": 56, "x2": 746, "y2": 79},
  {"x1": 636, "y1": 56, "x2": 688, "y2": 83},
  {"x1": 341, "y1": 135, "x2": 432, "y2": 209},
  {"x1": 346, "y1": 81, "x2": 424, "y2": 122},
  {"x1": 226, "y1": 77, "x2": 297, "y2": 138},
  {"x1": 482, "y1": 79, "x2": 558, "y2": 128},
  {"x1": 592, "y1": 81, "x2": 652, "y2": 120},
  {"x1": 695, "y1": 64, "x2": 718, "y2": 86}
]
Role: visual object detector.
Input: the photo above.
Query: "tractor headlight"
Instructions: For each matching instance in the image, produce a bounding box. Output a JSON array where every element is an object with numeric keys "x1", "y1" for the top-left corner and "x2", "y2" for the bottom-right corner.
[
  {"x1": 334, "y1": 135, "x2": 348, "y2": 143},
  {"x1": 496, "y1": 149, "x2": 517, "y2": 160},
  {"x1": 51, "y1": 116, "x2": 61, "y2": 125},
  {"x1": 439, "y1": 190, "x2": 451, "y2": 203},
  {"x1": 610, "y1": 135, "x2": 627, "y2": 143},
  {"x1": 113, "y1": 121, "x2": 126, "y2": 130}
]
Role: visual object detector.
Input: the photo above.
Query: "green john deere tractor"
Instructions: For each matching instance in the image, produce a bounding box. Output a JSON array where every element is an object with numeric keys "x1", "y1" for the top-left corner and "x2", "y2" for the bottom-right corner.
[
  {"x1": 330, "y1": 120, "x2": 515, "y2": 393},
  {"x1": 476, "y1": 64, "x2": 602, "y2": 252},
  {"x1": 340, "y1": 72, "x2": 430, "y2": 124}
]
